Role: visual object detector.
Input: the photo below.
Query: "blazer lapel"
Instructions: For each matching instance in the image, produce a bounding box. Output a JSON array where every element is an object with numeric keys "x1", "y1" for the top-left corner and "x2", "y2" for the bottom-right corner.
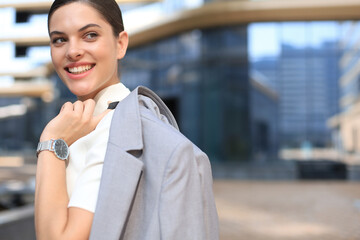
[{"x1": 90, "y1": 88, "x2": 144, "y2": 239}]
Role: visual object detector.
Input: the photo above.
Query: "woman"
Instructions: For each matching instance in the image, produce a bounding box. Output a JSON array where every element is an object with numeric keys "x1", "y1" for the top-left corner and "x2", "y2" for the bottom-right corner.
[{"x1": 35, "y1": 0, "x2": 218, "y2": 239}]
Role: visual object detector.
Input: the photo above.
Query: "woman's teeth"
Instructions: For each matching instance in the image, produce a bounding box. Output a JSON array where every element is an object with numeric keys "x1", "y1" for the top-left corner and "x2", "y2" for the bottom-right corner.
[{"x1": 68, "y1": 65, "x2": 94, "y2": 74}]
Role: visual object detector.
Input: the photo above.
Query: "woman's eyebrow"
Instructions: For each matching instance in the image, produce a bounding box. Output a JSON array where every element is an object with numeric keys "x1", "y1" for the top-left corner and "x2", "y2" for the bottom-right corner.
[
  {"x1": 49, "y1": 30, "x2": 64, "y2": 37},
  {"x1": 79, "y1": 23, "x2": 101, "y2": 32},
  {"x1": 49, "y1": 24, "x2": 101, "y2": 37}
]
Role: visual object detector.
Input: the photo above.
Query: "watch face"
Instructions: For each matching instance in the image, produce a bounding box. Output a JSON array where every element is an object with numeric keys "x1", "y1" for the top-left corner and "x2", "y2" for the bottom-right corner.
[{"x1": 54, "y1": 139, "x2": 69, "y2": 160}]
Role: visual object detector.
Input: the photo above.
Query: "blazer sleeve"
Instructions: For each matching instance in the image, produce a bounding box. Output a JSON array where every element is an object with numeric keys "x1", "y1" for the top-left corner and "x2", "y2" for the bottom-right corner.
[{"x1": 159, "y1": 141, "x2": 219, "y2": 240}]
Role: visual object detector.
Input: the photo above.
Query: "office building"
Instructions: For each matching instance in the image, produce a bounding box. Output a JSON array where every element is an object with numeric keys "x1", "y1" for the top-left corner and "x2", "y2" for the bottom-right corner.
[
  {"x1": 121, "y1": 27, "x2": 279, "y2": 161},
  {"x1": 253, "y1": 41, "x2": 341, "y2": 148},
  {"x1": 328, "y1": 21, "x2": 360, "y2": 156}
]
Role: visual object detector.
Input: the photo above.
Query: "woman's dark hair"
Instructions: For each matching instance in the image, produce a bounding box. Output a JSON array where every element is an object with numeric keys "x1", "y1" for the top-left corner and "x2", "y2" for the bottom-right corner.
[{"x1": 48, "y1": 0, "x2": 124, "y2": 37}]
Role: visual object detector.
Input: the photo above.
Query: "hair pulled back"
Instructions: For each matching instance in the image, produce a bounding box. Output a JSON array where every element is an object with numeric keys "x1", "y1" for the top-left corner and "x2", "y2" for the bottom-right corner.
[{"x1": 48, "y1": 0, "x2": 124, "y2": 37}]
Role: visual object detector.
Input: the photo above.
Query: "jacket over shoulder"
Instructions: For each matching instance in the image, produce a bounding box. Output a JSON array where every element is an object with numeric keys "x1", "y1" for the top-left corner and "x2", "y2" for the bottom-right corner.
[{"x1": 90, "y1": 86, "x2": 219, "y2": 240}]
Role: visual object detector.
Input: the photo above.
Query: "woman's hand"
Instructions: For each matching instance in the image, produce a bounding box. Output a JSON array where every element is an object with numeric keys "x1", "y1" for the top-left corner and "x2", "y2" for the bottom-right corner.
[{"x1": 40, "y1": 99, "x2": 110, "y2": 146}]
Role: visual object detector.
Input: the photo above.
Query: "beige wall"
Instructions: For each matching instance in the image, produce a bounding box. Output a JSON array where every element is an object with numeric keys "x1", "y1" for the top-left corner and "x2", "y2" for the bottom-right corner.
[{"x1": 335, "y1": 101, "x2": 360, "y2": 152}]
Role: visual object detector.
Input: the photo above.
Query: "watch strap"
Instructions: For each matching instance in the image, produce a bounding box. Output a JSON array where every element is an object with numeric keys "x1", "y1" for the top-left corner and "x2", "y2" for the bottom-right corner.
[{"x1": 36, "y1": 140, "x2": 54, "y2": 157}]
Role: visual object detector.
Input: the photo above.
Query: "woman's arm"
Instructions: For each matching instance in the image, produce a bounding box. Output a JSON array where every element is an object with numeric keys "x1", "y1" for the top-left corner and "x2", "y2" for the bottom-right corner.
[
  {"x1": 35, "y1": 100, "x2": 110, "y2": 240},
  {"x1": 35, "y1": 152, "x2": 93, "y2": 240}
]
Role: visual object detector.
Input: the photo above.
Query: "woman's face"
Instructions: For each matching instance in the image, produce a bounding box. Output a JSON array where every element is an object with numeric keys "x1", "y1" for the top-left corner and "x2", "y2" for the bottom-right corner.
[{"x1": 49, "y1": 2, "x2": 128, "y2": 100}]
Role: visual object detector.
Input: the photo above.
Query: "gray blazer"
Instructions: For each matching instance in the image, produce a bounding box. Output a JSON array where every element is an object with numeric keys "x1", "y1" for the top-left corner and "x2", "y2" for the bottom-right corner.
[{"x1": 89, "y1": 87, "x2": 219, "y2": 240}]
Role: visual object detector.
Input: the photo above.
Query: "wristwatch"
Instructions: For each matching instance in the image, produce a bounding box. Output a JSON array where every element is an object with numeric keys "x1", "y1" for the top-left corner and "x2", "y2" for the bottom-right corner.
[{"x1": 36, "y1": 139, "x2": 69, "y2": 161}]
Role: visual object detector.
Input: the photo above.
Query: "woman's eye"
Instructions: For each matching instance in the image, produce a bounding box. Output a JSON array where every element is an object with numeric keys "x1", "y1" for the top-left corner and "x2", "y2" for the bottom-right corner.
[
  {"x1": 52, "y1": 38, "x2": 65, "y2": 44},
  {"x1": 85, "y1": 32, "x2": 98, "y2": 40}
]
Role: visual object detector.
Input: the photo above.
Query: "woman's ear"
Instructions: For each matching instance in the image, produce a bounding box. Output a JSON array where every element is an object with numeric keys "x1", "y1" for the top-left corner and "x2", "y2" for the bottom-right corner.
[{"x1": 116, "y1": 31, "x2": 129, "y2": 60}]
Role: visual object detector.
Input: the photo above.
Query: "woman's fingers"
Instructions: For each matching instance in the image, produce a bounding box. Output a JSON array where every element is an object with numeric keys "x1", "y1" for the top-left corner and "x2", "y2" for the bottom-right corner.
[
  {"x1": 82, "y1": 99, "x2": 96, "y2": 118},
  {"x1": 61, "y1": 102, "x2": 73, "y2": 113},
  {"x1": 73, "y1": 100, "x2": 84, "y2": 115}
]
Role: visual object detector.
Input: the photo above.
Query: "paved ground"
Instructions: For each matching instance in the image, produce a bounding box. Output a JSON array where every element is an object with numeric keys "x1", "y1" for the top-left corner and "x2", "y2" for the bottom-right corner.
[
  {"x1": 1, "y1": 161, "x2": 360, "y2": 240},
  {"x1": 214, "y1": 180, "x2": 360, "y2": 240}
]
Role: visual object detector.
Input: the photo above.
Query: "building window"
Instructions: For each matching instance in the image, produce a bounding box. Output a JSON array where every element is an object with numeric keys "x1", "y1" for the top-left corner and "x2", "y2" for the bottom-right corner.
[
  {"x1": 15, "y1": 46, "x2": 27, "y2": 58},
  {"x1": 16, "y1": 12, "x2": 30, "y2": 23}
]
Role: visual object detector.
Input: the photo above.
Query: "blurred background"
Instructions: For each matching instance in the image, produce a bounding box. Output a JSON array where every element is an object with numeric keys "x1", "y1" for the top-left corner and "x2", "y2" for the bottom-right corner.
[{"x1": 0, "y1": 0, "x2": 360, "y2": 239}]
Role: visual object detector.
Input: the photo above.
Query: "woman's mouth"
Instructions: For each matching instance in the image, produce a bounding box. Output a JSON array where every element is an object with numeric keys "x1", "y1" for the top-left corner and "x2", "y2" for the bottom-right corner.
[{"x1": 66, "y1": 64, "x2": 95, "y2": 75}]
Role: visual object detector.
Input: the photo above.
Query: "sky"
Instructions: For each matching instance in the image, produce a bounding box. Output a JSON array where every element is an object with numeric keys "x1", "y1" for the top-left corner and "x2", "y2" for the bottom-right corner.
[{"x1": 248, "y1": 21, "x2": 342, "y2": 59}]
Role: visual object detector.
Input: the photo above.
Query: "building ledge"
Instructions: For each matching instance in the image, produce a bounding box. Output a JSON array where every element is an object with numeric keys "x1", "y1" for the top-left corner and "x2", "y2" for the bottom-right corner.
[
  {"x1": 0, "y1": 63, "x2": 53, "y2": 79},
  {"x1": 328, "y1": 98, "x2": 360, "y2": 128},
  {"x1": 0, "y1": 81, "x2": 53, "y2": 99},
  {"x1": 0, "y1": 36, "x2": 49, "y2": 47},
  {"x1": 2, "y1": 0, "x2": 360, "y2": 48},
  {"x1": 251, "y1": 78, "x2": 278, "y2": 101},
  {"x1": 129, "y1": 0, "x2": 360, "y2": 47},
  {"x1": 0, "y1": 0, "x2": 161, "y2": 12}
]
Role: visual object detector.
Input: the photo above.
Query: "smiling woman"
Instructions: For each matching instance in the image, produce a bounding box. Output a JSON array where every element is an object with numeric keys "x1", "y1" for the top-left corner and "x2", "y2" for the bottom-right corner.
[
  {"x1": 34, "y1": 0, "x2": 218, "y2": 240},
  {"x1": 48, "y1": 2, "x2": 127, "y2": 101}
]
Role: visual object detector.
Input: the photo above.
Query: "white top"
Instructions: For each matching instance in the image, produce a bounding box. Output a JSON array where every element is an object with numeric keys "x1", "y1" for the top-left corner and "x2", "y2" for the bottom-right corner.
[{"x1": 66, "y1": 83, "x2": 130, "y2": 212}]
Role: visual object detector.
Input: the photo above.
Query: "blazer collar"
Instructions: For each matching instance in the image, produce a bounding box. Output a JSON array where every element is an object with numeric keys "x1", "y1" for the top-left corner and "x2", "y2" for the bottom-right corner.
[{"x1": 108, "y1": 87, "x2": 143, "y2": 152}]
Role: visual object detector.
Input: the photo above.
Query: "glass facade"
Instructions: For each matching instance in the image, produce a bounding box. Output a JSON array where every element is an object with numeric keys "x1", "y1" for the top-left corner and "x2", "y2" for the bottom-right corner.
[
  {"x1": 339, "y1": 21, "x2": 360, "y2": 113},
  {"x1": 0, "y1": 97, "x2": 52, "y2": 151},
  {"x1": 122, "y1": 26, "x2": 255, "y2": 162},
  {"x1": 250, "y1": 79, "x2": 279, "y2": 160},
  {"x1": 251, "y1": 22, "x2": 342, "y2": 148}
]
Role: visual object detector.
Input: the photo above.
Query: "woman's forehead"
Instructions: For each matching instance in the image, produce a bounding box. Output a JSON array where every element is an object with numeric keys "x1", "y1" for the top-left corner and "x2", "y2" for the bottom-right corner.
[{"x1": 49, "y1": 2, "x2": 107, "y2": 31}]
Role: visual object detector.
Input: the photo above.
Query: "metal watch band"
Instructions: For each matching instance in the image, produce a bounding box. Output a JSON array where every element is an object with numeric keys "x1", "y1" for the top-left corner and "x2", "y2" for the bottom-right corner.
[{"x1": 36, "y1": 140, "x2": 54, "y2": 157}]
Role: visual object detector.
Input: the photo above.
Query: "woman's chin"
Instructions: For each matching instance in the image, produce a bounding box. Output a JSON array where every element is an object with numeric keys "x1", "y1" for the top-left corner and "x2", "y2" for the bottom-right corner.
[{"x1": 69, "y1": 87, "x2": 94, "y2": 100}]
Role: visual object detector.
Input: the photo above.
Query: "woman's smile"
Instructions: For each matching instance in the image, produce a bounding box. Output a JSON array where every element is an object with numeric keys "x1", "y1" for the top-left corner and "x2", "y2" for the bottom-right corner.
[
  {"x1": 64, "y1": 62, "x2": 96, "y2": 80},
  {"x1": 66, "y1": 64, "x2": 95, "y2": 75}
]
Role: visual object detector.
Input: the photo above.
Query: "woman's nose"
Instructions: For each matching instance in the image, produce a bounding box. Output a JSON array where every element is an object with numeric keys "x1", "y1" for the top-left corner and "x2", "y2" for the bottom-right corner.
[{"x1": 66, "y1": 42, "x2": 84, "y2": 60}]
